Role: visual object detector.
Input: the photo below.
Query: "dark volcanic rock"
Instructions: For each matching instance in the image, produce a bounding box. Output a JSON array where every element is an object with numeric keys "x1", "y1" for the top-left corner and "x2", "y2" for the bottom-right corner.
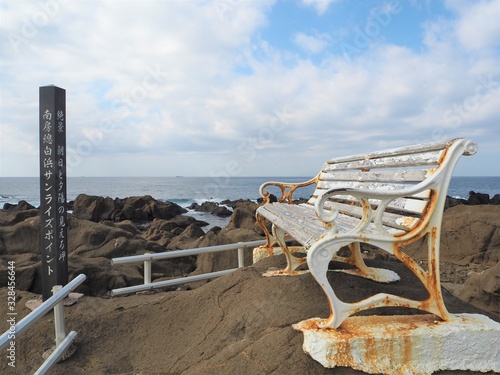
[
  {"x1": 72, "y1": 195, "x2": 117, "y2": 222},
  {"x1": 188, "y1": 201, "x2": 232, "y2": 217},
  {"x1": 0, "y1": 208, "x2": 39, "y2": 226},
  {"x1": 72, "y1": 194, "x2": 187, "y2": 223},
  {"x1": 0, "y1": 212, "x2": 197, "y2": 296},
  {"x1": 445, "y1": 196, "x2": 466, "y2": 209},
  {"x1": 257, "y1": 193, "x2": 278, "y2": 204},
  {"x1": 491, "y1": 194, "x2": 500, "y2": 205},
  {"x1": 226, "y1": 201, "x2": 260, "y2": 231},
  {"x1": 142, "y1": 216, "x2": 209, "y2": 247},
  {"x1": 404, "y1": 205, "x2": 500, "y2": 266},
  {"x1": 467, "y1": 191, "x2": 490, "y2": 205},
  {"x1": 2, "y1": 200, "x2": 36, "y2": 212},
  {"x1": 166, "y1": 224, "x2": 206, "y2": 250},
  {"x1": 456, "y1": 262, "x2": 500, "y2": 316},
  {"x1": 220, "y1": 198, "x2": 254, "y2": 208},
  {"x1": 0, "y1": 214, "x2": 40, "y2": 255},
  {"x1": 188, "y1": 201, "x2": 263, "y2": 288}
]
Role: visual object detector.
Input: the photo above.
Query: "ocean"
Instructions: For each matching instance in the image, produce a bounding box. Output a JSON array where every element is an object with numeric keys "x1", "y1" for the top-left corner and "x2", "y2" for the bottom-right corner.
[{"x1": 1, "y1": 176, "x2": 500, "y2": 209}]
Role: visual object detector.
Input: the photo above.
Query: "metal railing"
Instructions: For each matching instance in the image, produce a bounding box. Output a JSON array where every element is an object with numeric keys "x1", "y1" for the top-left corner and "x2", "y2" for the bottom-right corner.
[
  {"x1": 111, "y1": 239, "x2": 267, "y2": 296},
  {"x1": 0, "y1": 274, "x2": 86, "y2": 375}
]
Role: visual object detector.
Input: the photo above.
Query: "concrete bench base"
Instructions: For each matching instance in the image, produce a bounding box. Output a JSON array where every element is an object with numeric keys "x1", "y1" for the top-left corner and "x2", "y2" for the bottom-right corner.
[{"x1": 293, "y1": 314, "x2": 500, "y2": 375}]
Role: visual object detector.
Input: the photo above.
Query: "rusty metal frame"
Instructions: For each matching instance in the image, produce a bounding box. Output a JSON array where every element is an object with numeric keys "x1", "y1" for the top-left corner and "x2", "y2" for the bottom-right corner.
[{"x1": 254, "y1": 139, "x2": 478, "y2": 329}]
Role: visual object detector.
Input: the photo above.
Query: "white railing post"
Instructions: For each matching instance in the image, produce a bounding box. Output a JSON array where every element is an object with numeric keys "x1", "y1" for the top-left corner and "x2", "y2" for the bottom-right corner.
[
  {"x1": 52, "y1": 285, "x2": 66, "y2": 347},
  {"x1": 237, "y1": 243, "x2": 244, "y2": 268},
  {"x1": 110, "y1": 240, "x2": 274, "y2": 296},
  {"x1": 34, "y1": 331, "x2": 77, "y2": 375},
  {"x1": 144, "y1": 258, "x2": 152, "y2": 285}
]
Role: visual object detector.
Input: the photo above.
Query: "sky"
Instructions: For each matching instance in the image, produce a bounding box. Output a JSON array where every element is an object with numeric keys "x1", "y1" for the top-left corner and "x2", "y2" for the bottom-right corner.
[{"x1": 0, "y1": 0, "x2": 499, "y2": 177}]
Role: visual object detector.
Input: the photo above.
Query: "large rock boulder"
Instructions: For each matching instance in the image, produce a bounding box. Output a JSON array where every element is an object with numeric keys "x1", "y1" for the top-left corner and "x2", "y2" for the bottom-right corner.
[
  {"x1": 491, "y1": 194, "x2": 500, "y2": 205},
  {"x1": 2, "y1": 200, "x2": 36, "y2": 212},
  {"x1": 0, "y1": 214, "x2": 40, "y2": 255},
  {"x1": 166, "y1": 224, "x2": 206, "y2": 250},
  {"x1": 456, "y1": 262, "x2": 500, "y2": 316},
  {"x1": 225, "y1": 201, "x2": 261, "y2": 232},
  {"x1": 0, "y1": 206, "x2": 39, "y2": 227},
  {"x1": 188, "y1": 201, "x2": 232, "y2": 217},
  {"x1": 142, "y1": 216, "x2": 209, "y2": 247},
  {"x1": 188, "y1": 202, "x2": 263, "y2": 287},
  {"x1": 72, "y1": 195, "x2": 117, "y2": 222},
  {"x1": 72, "y1": 194, "x2": 187, "y2": 223},
  {"x1": 404, "y1": 205, "x2": 500, "y2": 265},
  {"x1": 467, "y1": 191, "x2": 491, "y2": 205},
  {"x1": 0, "y1": 211, "x2": 198, "y2": 296}
]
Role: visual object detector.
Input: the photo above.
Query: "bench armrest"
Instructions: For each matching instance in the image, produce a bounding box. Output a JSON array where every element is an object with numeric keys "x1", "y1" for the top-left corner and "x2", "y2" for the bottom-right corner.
[
  {"x1": 314, "y1": 182, "x2": 434, "y2": 230},
  {"x1": 259, "y1": 176, "x2": 318, "y2": 203}
]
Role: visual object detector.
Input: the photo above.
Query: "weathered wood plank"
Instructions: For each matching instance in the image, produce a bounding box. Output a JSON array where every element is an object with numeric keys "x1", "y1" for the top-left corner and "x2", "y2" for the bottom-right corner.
[
  {"x1": 257, "y1": 205, "x2": 323, "y2": 244},
  {"x1": 323, "y1": 150, "x2": 443, "y2": 171},
  {"x1": 320, "y1": 201, "x2": 421, "y2": 231},
  {"x1": 309, "y1": 192, "x2": 430, "y2": 215},
  {"x1": 318, "y1": 168, "x2": 435, "y2": 183},
  {"x1": 324, "y1": 140, "x2": 450, "y2": 164},
  {"x1": 257, "y1": 202, "x2": 407, "y2": 245},
  {"x1": 316, "y1": 180, "x2": 416, "y2": 192},
  {"x1": 312, "y1": 181, "x2": 431, "y2": 209}
]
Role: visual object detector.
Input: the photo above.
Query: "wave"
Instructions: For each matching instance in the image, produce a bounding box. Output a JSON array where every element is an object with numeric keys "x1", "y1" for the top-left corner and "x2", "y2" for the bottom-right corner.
[
  {"x1": 163, "y1": 197, "x2": 232, "y2": 208},
  {"x1": 161, "y1": 197, "x2": 217, "y2": 208},
  {"x1": 165, "y1": 198, "x2": 196, "y2": 207}
]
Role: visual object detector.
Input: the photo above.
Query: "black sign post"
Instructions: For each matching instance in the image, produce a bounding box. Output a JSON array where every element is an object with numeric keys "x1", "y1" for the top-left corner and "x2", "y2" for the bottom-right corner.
[{"x1": 39, "y1": 85, "x2": 68, "y2": 301}]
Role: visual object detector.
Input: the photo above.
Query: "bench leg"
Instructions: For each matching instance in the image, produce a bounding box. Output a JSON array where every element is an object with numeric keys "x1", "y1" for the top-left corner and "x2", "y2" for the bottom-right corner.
[
  {"x1": 253, "y1": 214, "x2": 281, "y2": 262},
  {"x1": 392, "y1": 229, "x2": 451, "y2": 322},
  {"x1": 307, "y1": 239, "x2": 352, "y2": 328},
  {"x1": 255, "y1": 213, "x2": 273, "y2": 250},
  {"x1": 254, "y1": 213, "x2": 308, "y2": 275},
  {"x1": 269, "y1": 225, "x2": 307, "y2": 275},
  {"x1": 308, "y1": 236, "x2": 452, "y2": 329},
  {"x1": 332, "y1": 243, "x2": 400, "y2": 283}
]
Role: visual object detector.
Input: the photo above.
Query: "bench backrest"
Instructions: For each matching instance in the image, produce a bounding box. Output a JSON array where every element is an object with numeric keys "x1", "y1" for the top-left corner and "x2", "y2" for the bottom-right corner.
[{"x1": 306, "y1": 138, "x2": 477, "y2": 236}]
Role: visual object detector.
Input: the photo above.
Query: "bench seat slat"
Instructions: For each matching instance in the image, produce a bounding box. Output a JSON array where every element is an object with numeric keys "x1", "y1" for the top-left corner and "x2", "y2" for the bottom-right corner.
[
  {"x1": 257, "y1": 203, "x2": 406, "y2": 247},
  {"x1": 257, "y1": 204, "x2": 324, "y2": 244},
  {"x1": 320, "y1": 201, "x2": 421, "y2": 231},
  {"x1": 310, "y1": 188, "x2": 431, "y2": 215}
]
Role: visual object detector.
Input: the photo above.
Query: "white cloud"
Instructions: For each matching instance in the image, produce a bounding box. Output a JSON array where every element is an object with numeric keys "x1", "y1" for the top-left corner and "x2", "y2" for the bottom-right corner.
[
  {"x1": 300, "y1": 0, "x2": 337, "y2": 15},
  {"x1": 0, "y1": 0, "x2": 499, "y2": 177},
  {"x1": 446, "y1": 0, "x2": 500, "y2": 51},
  {"x1": 293, "y1": 32, "x2": 331, "y2": 54}
]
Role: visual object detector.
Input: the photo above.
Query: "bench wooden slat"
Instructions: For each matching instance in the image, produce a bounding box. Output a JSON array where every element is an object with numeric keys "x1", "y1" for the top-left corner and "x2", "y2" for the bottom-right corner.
[
  {"x1": 323, "y1": 150, "x2": 443, "y2": 171},
  {"x1": 316, "y1": 180, "x2": 428, "y2": 194},
  {"x1": 257, "y1": 204, "x2": 324, "y2": 244},
  {"x1": 312, "y1": 184, "x2": 431, "y2": 214},
  {"x1": 258, "y1": 203, "x2": 406, "y2": 246},
  {"x1": 321, "y1": 201, "x2": 421, "y2": 231},
  {"x1": 304, "y1": 200, "x2": 421, "y2": 232},
  {"x1": 324, "y1": 140, "x2": 450, "y2": 164},
  {"x1": 309, "y1": 192, "x2": 429, "y2": 216}
]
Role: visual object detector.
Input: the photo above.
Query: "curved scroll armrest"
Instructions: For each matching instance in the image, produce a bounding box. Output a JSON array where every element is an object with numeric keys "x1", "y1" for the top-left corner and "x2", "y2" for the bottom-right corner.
[
  {"x1": 313, "y1": 181, "x2": 434, "y2": 225},
  {"x1": 259, "y1": 175, "x2": 318, "y2": 203}
]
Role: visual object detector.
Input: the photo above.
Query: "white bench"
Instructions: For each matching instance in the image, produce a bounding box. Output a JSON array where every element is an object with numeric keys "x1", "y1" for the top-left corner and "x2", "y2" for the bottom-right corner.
[{"x1": 254, "y1": 138, "x2": 478, "y2": 329}]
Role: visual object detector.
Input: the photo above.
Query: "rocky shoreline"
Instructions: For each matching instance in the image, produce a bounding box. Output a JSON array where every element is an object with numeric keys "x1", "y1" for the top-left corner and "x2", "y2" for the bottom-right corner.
[
  {"x1": 0, "y1": 191, "x2": 499, "y2": 374},
  {"x1": 0, "y1": 192, "x2": 499, "y2": 311}
]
